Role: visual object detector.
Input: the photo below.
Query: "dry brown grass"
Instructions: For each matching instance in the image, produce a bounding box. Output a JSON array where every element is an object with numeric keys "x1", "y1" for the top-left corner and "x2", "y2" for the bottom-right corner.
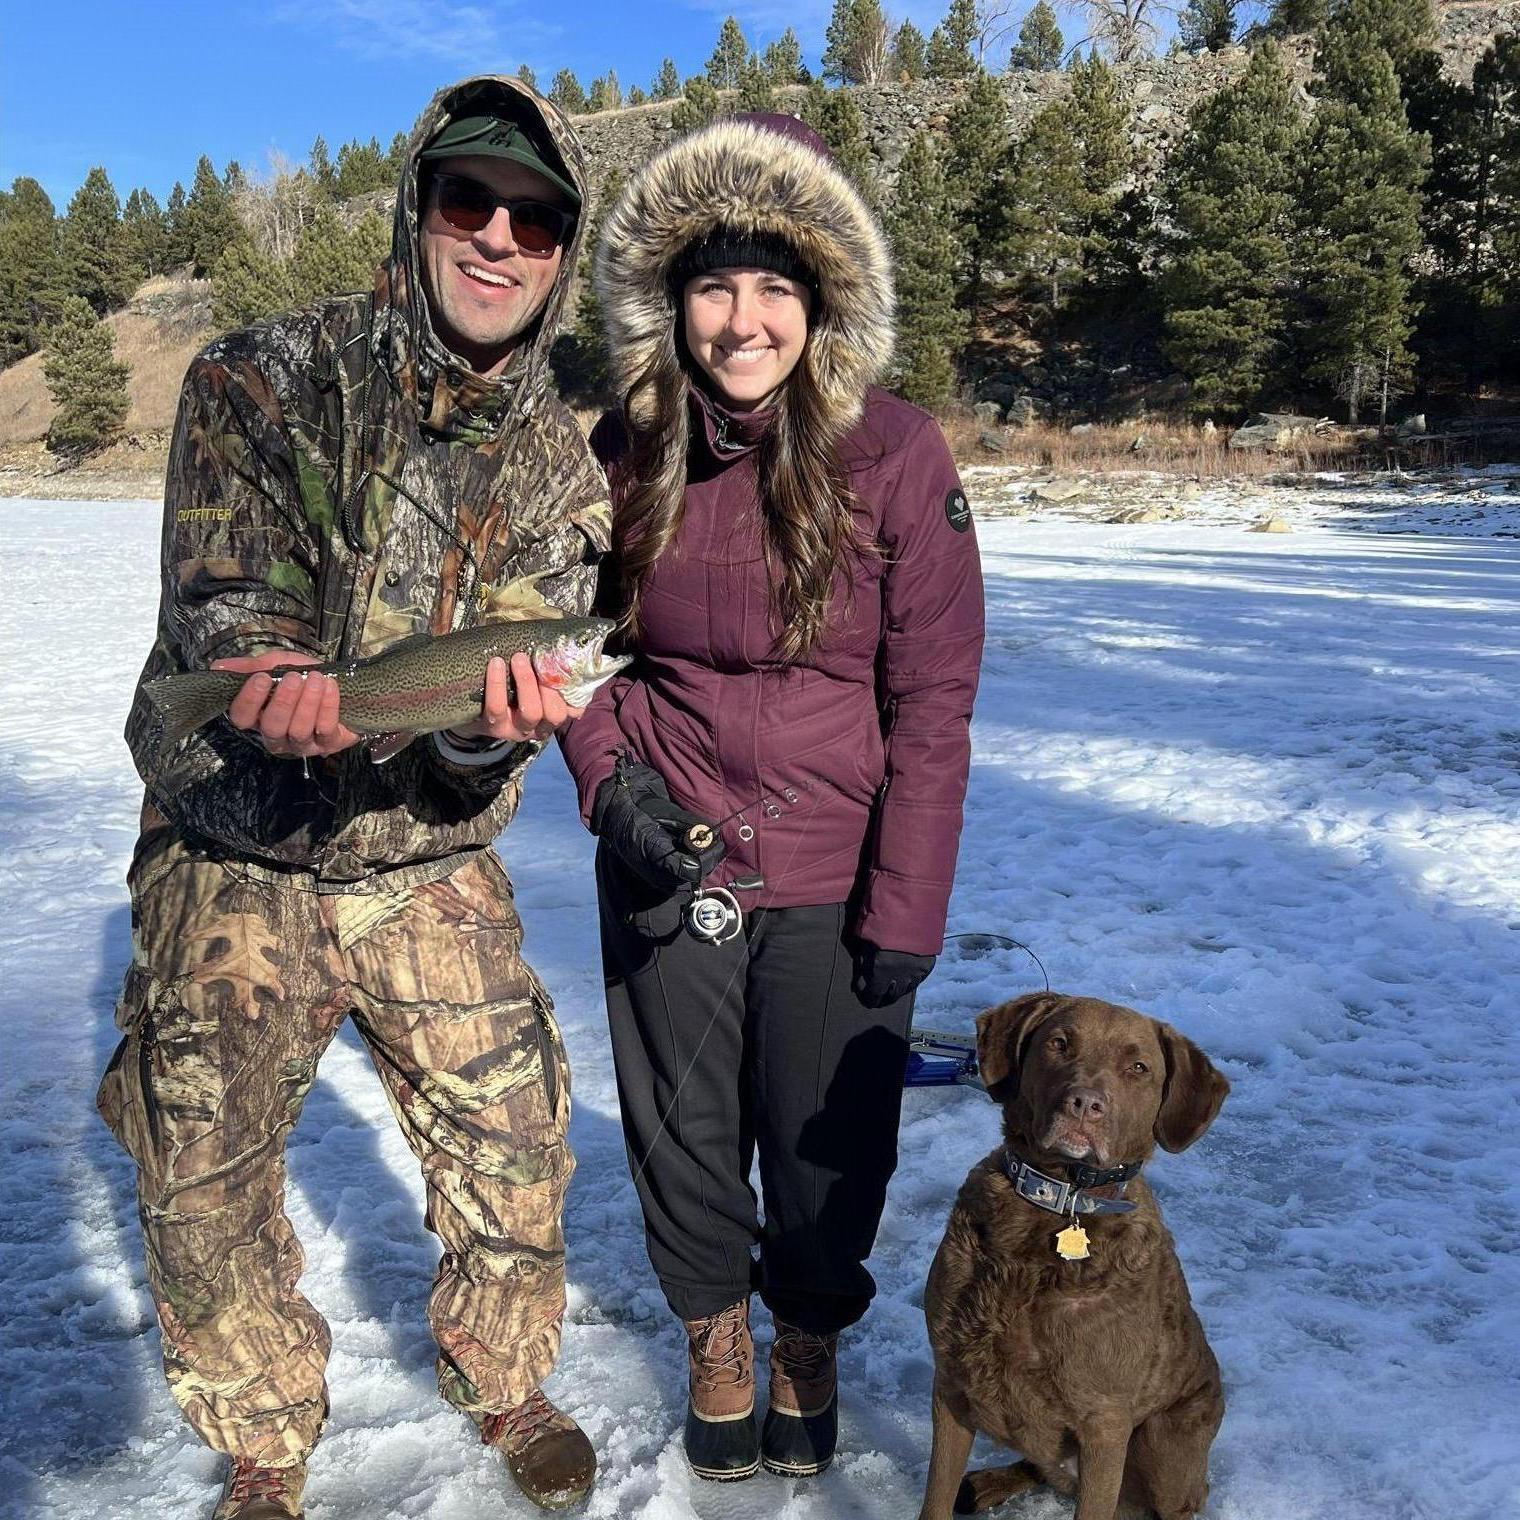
[
  {"x1": 938, "y1": 415, "x2": 1367, "y2": 478},
  {"x1": 0, "y1": 281, "x2": 212, "y2": 447}
]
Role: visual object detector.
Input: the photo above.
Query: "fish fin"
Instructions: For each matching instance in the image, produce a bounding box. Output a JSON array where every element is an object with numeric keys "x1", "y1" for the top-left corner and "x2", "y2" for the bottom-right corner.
[
  {"x1": 373, "y1": 630, "x2": 437, "y2": 656},
  {"x1": 476, "y1": 569, "x2": 564, "y2": 624},
  {"x1": 142, "y1": 670, "x2": 247, "y2": 748},
  {"x1": 367, "y1": 731, "x2": 415, "y2": 765}
]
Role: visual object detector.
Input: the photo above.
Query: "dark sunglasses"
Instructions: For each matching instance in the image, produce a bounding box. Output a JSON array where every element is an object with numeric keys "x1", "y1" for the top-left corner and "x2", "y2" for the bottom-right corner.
[{"x1": 427, "y1": 172, "x2": 574, "y2": 256}]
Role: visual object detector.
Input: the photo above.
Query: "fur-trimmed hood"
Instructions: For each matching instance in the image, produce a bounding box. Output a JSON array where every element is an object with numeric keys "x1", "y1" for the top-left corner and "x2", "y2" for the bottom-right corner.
[{"x1": 594, "y1": 117, "x2": 895, "y2": 436}]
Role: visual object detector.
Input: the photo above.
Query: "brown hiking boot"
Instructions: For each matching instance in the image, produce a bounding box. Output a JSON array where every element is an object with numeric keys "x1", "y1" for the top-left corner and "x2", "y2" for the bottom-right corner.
[
  {"x1": 210, "y1": 1457, "x2": 306, "y2": 1519},
  {"x1": 682, "y1": 1300, "x2": 759, "y2": 1480},
  {"x1": 479, "y1": 1388, "x2": 596, "y2": 1512},
  {"x1": 762, "y1": 1322, "x2": 840, "y2": 1476}
]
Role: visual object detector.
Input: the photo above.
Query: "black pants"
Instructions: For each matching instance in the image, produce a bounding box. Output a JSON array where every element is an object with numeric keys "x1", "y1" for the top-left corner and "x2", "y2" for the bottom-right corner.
[{"x1": 597, "y1": 848, "x2": 915, "y2": 1335}]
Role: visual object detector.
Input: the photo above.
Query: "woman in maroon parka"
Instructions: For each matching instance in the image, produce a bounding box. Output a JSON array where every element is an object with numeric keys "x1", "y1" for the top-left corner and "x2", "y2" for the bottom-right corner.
[{"x1": 559, "y1": 114, "x2": 984, "y2": 1482}]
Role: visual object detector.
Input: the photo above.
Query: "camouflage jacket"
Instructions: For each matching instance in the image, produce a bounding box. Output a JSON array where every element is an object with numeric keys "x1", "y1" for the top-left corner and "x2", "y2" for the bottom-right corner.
[{"x1": 125, "y1": 77, "x2": 609, "y2": 883}]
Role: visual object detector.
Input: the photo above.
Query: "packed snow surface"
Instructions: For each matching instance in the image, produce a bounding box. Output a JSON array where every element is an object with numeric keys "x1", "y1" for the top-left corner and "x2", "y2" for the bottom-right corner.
[{"x1": 2, "y1": 485, "x2": 1518, "y2": 1520}]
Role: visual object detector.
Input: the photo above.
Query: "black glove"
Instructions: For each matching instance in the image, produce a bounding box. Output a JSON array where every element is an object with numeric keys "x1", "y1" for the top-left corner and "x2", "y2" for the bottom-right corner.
[
  {"x1": 852, "y1": 943, "x2": 937, "y2": 1008},
  {"x1": 592, "y1": 758, "x2": 727, "y2": 891}
]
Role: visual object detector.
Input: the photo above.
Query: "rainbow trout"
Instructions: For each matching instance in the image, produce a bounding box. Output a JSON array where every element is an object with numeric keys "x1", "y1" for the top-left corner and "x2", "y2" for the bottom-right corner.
[{"x1": 143, "y1": 615, "x2": 629, "y2": 759}]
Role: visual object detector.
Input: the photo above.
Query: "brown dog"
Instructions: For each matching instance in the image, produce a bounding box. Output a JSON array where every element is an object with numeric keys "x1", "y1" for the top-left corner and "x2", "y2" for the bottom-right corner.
[{"x1": 917, "y1": 992, "x2": 1230, "y2": 1520}]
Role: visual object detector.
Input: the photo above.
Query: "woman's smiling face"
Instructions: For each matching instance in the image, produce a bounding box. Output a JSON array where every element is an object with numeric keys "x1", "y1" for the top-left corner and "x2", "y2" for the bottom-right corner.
[{"x1": 681, "y1": 268, "x2": 812, "y2": 412}]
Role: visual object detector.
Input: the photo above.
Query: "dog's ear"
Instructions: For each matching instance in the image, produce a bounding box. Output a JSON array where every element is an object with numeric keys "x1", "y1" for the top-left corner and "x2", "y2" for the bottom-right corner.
[
  {"x1": 977, "y1": 993, "x2": 1063, "y2": 1101},
  {"x1": 1153, "y1": 1022, "x2": 1230, "y2": 1152}
]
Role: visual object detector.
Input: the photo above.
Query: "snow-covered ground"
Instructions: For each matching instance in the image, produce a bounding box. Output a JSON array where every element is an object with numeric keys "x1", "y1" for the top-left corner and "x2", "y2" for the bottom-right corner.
[{"x1": 3, "y1": 486, "x2": 1518, "y2": 1520}]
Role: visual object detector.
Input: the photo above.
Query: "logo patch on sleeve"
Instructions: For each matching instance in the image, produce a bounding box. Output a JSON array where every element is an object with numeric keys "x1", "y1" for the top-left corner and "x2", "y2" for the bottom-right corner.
[{"x1": 945, "y1": 488, "x2": 972, "y2": 532}]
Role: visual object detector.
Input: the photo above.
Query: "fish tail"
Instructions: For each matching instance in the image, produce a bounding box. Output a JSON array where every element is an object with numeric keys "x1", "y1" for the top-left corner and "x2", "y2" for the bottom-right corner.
[{"x1": 141, "y1": 670, "x2": 247, "y2": 748}]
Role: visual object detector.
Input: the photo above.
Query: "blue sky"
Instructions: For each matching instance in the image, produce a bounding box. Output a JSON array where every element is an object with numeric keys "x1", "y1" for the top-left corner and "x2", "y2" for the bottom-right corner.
[{"x1": 1, "y1": 0, "x2": 953, "y2": 211}]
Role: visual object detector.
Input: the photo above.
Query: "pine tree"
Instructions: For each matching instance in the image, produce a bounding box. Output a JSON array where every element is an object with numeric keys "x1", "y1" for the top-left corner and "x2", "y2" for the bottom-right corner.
[
  {"x1": 335, "y1": 137, "x2": 390, "y2": 197},
  {"x1": 926, "y1": 0, "x2": 978, "y2": 77},
  {"x1": 887, "y1": 133, "x2": 967, "y2": 405},
  {"x1": 43, "y1": 296, "x2": 130, "y2": 454},
  {"x1": 588, "y1": 71, "x2": 623, "y2": 111},
  {"x1": 1331, "y1": 0, "x2": 1436, "y2": 80},
  {"x1": 738, "y1": 53, "x2": 777, "y2": 111},
  {"x1": 1005, "y1": 52, "x2": 1134, "y2": 310},
  {"x1": 653, "y1": 58, "x2": 682, "y2": 100},
  {"x1": 1157, "y1": 42, "x2": 1304, "y2": 412},
  {"x1": 708, "y1": 16, "x2": 750, "y2": 88},
  {"x1": 1179, "y1": 0, "x2": 1236, "y2": 52},
  {"x1": 1452, "y1": 35, "x2": 1520, "y2": 387},
  {"x1": 764, "y1": 28, "x2": 806, "y2": 84},
  {"x1": 570, "y1": 169, "x2": 626, "y2": 399},
  {"x1": 184, "y1": 156, "x2": 241, "y2": 277},
  {"x1": 1301, "y1": 6, "x2": 1428, "y2": 420},
  {"x1": 944, "y1": 70, "x2": 1009, "y2": 321},
  {"x1": 892, "y1": 21, "x2": 929, "y2": 79},
  {"x1": 550, "y1": 70, "x2": 589, "y2": 115},
  {"x1": 211, "y1": 234, "x2": 296, "y2": 330},
  {"x1": 0, "y1": 177, "x2": 64, "y2": 363},
  {"x1": 289, "y1": 207, "x2": 390, "y2": 307},
  {"x1": 309, "y1": 136, "x2": 338, "y2": 198},
  {"x1": 224, "y1": 161, "x2": 248, "y2": 196},
  {"x1": 628, "y1": 85, "x2": 648, "y2": 106},
  {"x1": 801, "y1": 83, "x2": 880, "y2": 204},
  {"x1": 671, "y1": 78, "x2": 721, "y2": 132},
  {"x1": 1266, "y1": 0, "x2": 1327, "y2": 34},
  {"x1": 164, "y1": 182, "x2": 193, "y2": 268},
  {"x1": 386, "y1": 132, "x2": 410, "y2": 176},
  {"x1": 1008, "y1": 2, "x2": 1064, "y2": 69},
  {"x1": 60, "y1": 167, "x2": 132, "y2": 314},
  {"x1": 122, "y1": 188, "x2": 169, "y2": 282},
  {"x1": 823, "y1": 0, "x2": 890, "y2": 83},
  {"x1": 517, "y1": 63, "x2": 539, "y2": 92}
]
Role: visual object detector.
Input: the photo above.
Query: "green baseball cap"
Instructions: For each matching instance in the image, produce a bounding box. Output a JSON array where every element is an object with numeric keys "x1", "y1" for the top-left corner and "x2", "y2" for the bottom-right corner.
[{"x1": 420, "y1": 113, "x2": 581, "y2": 206}]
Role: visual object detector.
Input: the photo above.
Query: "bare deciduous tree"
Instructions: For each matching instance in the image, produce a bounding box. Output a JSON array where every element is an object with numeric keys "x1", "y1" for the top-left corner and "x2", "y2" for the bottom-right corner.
[
  {"x1": 1076, "y1": 0, "x2": 1169, "y2": 62},
  {"x1": 232, "y1": 155, "x2": 321, "y2": 264}
]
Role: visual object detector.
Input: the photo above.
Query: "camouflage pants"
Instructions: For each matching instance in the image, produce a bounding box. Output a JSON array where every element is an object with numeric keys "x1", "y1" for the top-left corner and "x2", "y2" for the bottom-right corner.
[{"x1": 97, "y1": 838, "x2": 573, "y2": 1466}]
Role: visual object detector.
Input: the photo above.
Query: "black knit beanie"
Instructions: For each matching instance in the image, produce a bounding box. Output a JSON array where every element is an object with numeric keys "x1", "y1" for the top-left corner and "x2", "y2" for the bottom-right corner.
[{"x1": 669, "y1": 225, "x2": 816, "y2": 293}]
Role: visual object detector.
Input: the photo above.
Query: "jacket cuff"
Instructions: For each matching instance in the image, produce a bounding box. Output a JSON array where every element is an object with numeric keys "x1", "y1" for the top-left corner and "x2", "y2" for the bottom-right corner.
[
  {"x1": 855, "y1": 867, "x2": 952, "y2": 957},
  {"x1": 429, "y1": 731, "x2": 539, "y2": 781}
]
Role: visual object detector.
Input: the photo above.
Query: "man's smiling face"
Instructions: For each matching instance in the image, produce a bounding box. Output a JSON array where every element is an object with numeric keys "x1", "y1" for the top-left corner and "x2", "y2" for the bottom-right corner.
[{"x1": 418, "y1": 152, "x2": 572, "y2": 378}]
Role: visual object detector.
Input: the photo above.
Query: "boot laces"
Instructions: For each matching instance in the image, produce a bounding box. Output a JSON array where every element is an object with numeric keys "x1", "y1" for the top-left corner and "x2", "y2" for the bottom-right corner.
[
  {"x1": 775, "y1": 1324, "x2": 837, "y2": 1380},
  {"x1": 691, "y1": 1303, "x2": 749, "y2": 1391},
  {"x1": 481, "y1": 1388, "x2": 557, "y2": 1449},
  {"x1": 227, "y1": 1460, "x2": 291, "y2": 1507}
]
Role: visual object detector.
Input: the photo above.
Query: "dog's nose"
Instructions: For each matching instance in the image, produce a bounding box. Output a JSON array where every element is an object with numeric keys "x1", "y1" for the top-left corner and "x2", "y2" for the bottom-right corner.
[{"x1": 1062, "y1": 1088, "x2": 1106, "y2": 1120}]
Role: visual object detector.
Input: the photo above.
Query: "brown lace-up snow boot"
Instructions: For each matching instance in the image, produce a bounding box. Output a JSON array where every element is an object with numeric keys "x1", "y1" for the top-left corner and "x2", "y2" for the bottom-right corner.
[
  {"x1": 210, "y1": 1457, "x2": 306, "y2": 1519},
  {"x1": 682, "y1": 1299, "x2": 760, "y2": 1480},
  {"x1": 762, "y1": 1321, "x2": 840, "y2": 1476},
  {"x1": 479, "y1": 1388, "x2": 597, "y2": 1511}
]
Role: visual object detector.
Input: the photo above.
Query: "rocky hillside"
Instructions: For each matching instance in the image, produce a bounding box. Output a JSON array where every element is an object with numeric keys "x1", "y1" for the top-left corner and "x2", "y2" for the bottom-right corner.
[
  {"x1": 1, "y1": 0, "x2": 1514, "y2": 480},
  {"x1": 569, "y1": 0, "x2": 1519, "y2": 193}
]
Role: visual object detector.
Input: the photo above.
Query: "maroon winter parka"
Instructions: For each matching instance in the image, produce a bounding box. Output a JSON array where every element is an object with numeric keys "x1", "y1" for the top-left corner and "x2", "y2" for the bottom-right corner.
[
  {"x1": 557, "y1": 113, "x2": 984, "y2": 955},
  {"x1": 560, "y1": 381, "x2": 983, "y2": 955}
]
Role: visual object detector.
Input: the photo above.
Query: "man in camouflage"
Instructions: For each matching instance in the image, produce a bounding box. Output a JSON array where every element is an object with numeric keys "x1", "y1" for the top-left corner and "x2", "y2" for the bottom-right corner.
[{"x1": 98, "y1": 76, "x2": 609, "y2": 1518}]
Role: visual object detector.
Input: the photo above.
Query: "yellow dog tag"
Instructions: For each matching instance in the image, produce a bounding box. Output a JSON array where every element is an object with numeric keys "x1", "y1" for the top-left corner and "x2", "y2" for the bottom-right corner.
[{"x1": 1056, "y1": 1223, "x2": 1090, "y2": 1261}]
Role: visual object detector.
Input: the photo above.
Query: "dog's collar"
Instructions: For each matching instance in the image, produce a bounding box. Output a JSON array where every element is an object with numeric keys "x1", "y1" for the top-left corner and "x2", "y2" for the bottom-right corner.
[{"x1": 1002, "y1": 1146, "x2": 1140, "y2": 1217}]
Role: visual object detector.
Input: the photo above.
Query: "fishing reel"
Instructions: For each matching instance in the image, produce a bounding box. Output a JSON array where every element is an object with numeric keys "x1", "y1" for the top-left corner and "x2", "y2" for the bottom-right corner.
[{"x1": 681, "y1": 885, "x2": 744, "y2": 945}]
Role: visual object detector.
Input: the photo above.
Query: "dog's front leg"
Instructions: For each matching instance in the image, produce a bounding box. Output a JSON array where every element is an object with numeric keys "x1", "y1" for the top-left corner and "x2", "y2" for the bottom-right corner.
[
  {"x1": 1074, "y1": 1416, "x2": 1132, "y2": 1520},
  {"x1": 917, "y1": 1378, "x2": 977, "y2": 1520}
]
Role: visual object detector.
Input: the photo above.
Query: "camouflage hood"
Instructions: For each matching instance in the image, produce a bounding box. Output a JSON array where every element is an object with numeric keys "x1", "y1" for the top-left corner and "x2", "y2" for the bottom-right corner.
[{"x1": 381, "y1": 75, "x2": 590, "y2": 439}]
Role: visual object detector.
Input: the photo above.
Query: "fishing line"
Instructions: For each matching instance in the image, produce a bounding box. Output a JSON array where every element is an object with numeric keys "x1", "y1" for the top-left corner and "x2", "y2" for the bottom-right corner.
[
  {"x1": 626, "y1": 778, "x2": 828, "y2": 1195},
  {"x1": 943, "y1": 931, "x2": 1051, "y2": 991}
]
